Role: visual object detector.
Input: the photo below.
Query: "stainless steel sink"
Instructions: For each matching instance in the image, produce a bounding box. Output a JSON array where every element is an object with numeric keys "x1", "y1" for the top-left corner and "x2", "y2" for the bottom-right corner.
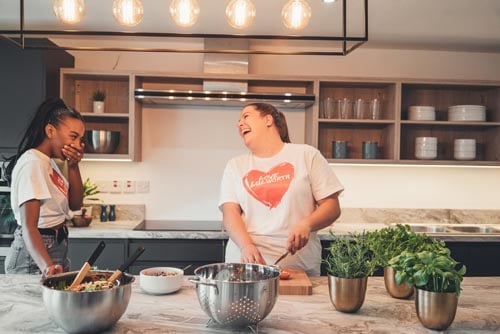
[
  {"x1": 407, "y1": 225, "x2": 450, "y2": 233},
  {"x1": 446, "y1": 225, "x2": 500, "y2": 234}
]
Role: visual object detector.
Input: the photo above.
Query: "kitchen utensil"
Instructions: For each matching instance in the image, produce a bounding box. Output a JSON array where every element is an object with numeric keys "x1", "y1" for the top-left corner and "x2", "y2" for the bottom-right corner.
[
  {"x1": 107, "y1": 245, "x2": 145, "y2": 283},
  {"x1": 273, "y1": 251, "x2": 289, "y2": 265},
  {"x1": 42, "y1": 270, "x2": 134, "y2": 334},
  {"x1": 189, "y1": 262, "x2": 280, "y2": 327},
  {"x1": 279, "y1": 268, "x2": 313, "y2": 295},
  {"x1": 85, "y1": 130, "x2": 120, "y2": 154},
  {"x1": 140, "y1": 267, "x2": 184, "y2": 294},
  {"x1": 68, "y1": 240, "x2": 106, "y2": 290}
]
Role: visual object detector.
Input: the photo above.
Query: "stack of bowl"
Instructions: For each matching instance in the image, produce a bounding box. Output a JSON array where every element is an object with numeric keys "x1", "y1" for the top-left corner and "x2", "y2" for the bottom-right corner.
[
  {"x1": 454, "y1": 139, "x2": 476, "y2": 160},
  {"x1": 415, "y1": 137, "x2": 437, "y2": 160},
  {"x1": 448, "y1": 105, "x2": 486, "y2": 121},
  {"x1": 408, "y1": 106, "x2": 436, "y2": 121}
]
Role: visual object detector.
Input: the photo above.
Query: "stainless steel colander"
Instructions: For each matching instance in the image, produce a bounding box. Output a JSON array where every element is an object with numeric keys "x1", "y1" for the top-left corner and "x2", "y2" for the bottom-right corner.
[{"x1": 189, "y1": 263, "x2": 280, "y2": 327}]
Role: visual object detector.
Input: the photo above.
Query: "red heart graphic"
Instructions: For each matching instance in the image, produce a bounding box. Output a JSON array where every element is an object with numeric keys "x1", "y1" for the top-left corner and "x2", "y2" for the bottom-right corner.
[{"x1": 243, "y1": 162, "x2": 294, "y2": 209}]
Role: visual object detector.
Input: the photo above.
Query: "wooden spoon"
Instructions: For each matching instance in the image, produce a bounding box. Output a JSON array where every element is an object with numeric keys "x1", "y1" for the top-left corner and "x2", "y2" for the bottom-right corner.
[{"x1": 68, "y1": 241, "x2": 106, "y2": 290}]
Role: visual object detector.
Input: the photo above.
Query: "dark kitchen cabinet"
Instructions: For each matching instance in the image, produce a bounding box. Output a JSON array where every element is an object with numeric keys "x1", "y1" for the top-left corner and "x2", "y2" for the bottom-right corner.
[
  {"x1": 0, "y1": 38, "x2": 74, "y2": 158},
  {"x1": 68, "y1": 238, "x2": 127, "y2": 272},
  {"x1": 128, "y1": 239, "x2": 225, "y2": 275}
]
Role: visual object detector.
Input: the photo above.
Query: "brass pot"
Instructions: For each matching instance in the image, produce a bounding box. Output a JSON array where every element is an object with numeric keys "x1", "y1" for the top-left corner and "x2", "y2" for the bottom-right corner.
[
  {"x1": 327, "y1": 275, "x2": 368, "y2": 313},
  {"x1": 415, "y1": 288, "x2": 458, "y2": 330},
  {"x1": 384, "y1": 266, "x2": 413, "y2": 299}
]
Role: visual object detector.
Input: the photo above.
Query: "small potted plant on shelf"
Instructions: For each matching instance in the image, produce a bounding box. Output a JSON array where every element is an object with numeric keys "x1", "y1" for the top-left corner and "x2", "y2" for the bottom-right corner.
[
  {"x1": 389, "y1": 248, "x2": 466, "y2": 330},
  {"x1": 323, "y1": 232, "x2": 377, "y2": 313},
  {"x1": 92, "y1": 89, "x2": 106, "y2": 113},
  {"x1": 72, "y1": 178, "x2": 100, "y2": 227},
  {"x1": 367, "y1": 224, "x2": 446, "y2": 299}
]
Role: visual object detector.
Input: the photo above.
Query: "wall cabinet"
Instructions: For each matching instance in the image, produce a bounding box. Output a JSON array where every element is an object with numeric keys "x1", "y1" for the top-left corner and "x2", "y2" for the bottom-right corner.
[
  {"x1": 0, "y1": 39, "x2": 74, "y2": 158},
  {"x1": 315, "y1": 79, "x2": 500, "y2": 166},
  {"x1": 60, "y1": 69, "x2": 141, "y2": 161}
]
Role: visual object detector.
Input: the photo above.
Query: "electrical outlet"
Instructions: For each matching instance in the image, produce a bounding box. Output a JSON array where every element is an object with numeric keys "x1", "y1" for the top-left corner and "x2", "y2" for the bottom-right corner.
[
  {"x1": 136, "y1": 180, "x2": 150, "y2": 193},
  {"x1": 95, "y1": 180, "x2": 112, "y2": 193},
  {"x1": 110, "y1": 180, "x2": 121, "y2": 193},
  {"x1": 122, "y1": 180, "x2": 136, "y2": 193}
]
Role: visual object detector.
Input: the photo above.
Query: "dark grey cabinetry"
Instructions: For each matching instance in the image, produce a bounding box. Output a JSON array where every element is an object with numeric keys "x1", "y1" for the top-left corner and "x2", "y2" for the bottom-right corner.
[
  {"x1": 68, "y1": 238, "x2": 127, "y2": 271},
  {"x1": 0, "y1": 38, "x2": 74, "y2": 158},
  {"x1": 129, "y1": 239, "x2": 225, "y2": 275}
]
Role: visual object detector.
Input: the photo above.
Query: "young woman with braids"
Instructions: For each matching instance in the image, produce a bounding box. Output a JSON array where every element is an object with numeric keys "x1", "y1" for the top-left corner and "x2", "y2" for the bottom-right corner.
[
  {"x1": 4, "y1": 97, "x2": 85, "y2": 276},
  {"x1": 219, "y1": 103, "x2": 344, "y2": 275}
]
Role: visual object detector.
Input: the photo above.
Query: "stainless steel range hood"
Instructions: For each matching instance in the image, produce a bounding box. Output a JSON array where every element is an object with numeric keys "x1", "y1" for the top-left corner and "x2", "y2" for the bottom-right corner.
[{"x1": 134, "y1": 88, "x2": 315, "y2": 108}]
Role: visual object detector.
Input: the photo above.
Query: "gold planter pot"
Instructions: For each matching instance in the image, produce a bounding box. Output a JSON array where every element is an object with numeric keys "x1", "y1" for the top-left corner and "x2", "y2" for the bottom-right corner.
[
  {"x1": 327, "y1": 275, "x2": 368, "y2": 313},
  {"x1": 384, "y1": 266, "x2": 413, "y2": 299},
  {"x1": 415, "y1": 288, "x2": 458, "y2": 330}
]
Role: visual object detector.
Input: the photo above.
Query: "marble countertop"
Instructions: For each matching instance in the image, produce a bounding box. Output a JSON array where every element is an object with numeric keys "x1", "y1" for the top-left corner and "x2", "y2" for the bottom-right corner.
[
  {"x1": 65, "y1": 220, "x2": 500, "y2": 242},
  {"x1": 0, "y1": 275, "x2": 498, "y2": 333}
]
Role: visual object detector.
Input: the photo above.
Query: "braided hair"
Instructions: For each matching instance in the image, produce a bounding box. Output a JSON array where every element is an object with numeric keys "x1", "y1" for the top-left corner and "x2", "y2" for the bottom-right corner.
[
  {"x1": 3, "y1": 97, "x2": 83, "y2": 184},
  {"x1": 245, "y1": 102, "x2": 291, "y2": 143}
]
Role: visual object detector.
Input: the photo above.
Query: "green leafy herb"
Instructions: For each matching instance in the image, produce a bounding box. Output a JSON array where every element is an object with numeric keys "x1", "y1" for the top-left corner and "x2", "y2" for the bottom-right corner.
[
  {"x1": 83, "y1": 178, "x2": 100, "y2": 202},
  {"x1": 92, "y1": 89, "x2": 106, "y2": 102},
  {"x1": 323, "y1": 232, "x2": 377, "y2": 278},
  {"x1": 366, "y1": 224, "x2": 445, "y2": 268},
  {"x1": 389, "y1": 248, "x2": 466, "y2": 295}
]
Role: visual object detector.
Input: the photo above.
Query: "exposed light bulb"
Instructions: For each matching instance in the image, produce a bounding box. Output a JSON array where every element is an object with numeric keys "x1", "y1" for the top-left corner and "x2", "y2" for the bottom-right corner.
[
  {"x1": 53, "y1": 0, "x2": 86, "y2": 25},
  {"x1": 281, "y1": 0, "x2": 312, "y2": 30},
  {"x1": 169, "y1": 0, "x2": 200, "y2": 28},
  {"x1": 112, "y1": 0, "x2": 144, "y2": 27},
  {"x1": 225, "y1": 0, "x2": 256, "y2": 30}
]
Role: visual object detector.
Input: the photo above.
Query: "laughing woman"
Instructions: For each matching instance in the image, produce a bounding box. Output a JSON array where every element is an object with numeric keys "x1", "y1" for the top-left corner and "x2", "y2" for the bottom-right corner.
[
  {"x1": 4, "y1": 97, "x2": 85, "y2": 276},
  {"x1": 219, "y1": 102, "x2": 344, "y2": 276}
]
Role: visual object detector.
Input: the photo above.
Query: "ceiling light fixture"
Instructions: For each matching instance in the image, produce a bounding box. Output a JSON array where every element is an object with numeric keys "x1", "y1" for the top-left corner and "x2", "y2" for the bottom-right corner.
[
  {"x1": 281, "y1": 0, "x2": 312, "y2": 30},
  {"x1": 53, "y1": 0, "x2": 86, "y2": 25},
  {"x1": 169, "y1": 0, "x2": 200, "y2": 28},
  {"x1": 225, "y1": 0, "x2": 256, "y2": 30},
  {"x1": 4, "y1": 0, "x2": 368, "y2": 56},
  {"x1": 112, "y1": 0, "x2": 144, "y2": 27}
]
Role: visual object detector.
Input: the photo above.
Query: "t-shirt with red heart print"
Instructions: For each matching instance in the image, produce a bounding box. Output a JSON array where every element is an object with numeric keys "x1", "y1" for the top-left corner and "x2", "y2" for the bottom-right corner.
[{"x1": 219, "y1": 143, "x2": 344, "y2": 276}]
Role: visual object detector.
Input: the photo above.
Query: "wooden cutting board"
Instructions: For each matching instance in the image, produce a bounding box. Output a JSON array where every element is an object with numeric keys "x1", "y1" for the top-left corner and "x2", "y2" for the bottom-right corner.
[{"x1": 278, "y1": 268, "x2": 312, "y2": 295}]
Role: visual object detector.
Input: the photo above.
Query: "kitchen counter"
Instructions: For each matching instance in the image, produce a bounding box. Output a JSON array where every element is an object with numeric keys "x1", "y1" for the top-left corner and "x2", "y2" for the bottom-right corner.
[
  {"x1": 0, "y1": 275, "x2": 498, "y2": 333},
  {"x1": 66, "y1": 220, "x2": 500, "y2": 242}
]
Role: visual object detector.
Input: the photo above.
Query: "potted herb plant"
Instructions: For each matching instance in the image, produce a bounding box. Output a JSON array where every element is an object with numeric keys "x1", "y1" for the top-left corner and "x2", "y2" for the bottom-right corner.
[
  {"x1": 92, "y1": 89, "x2": 106, "y2": 113},
  {"x1": 389, "y1": 248, "x2": 466, "y2": 330},
  {"x1": 367, "y1": 224, "x2": 446, "y2": 299},
  {"x1": 323, "y1": 232, "x2": 377, "y2": 313},
  {"x1": 72, "y1": 178, "x2": 100, "y2": 227}
]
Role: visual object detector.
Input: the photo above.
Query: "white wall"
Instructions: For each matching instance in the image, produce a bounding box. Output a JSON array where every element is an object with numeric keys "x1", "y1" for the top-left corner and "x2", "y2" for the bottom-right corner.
[{"x1": 75, "y1": 47, "x2": 500, "y2": 220}]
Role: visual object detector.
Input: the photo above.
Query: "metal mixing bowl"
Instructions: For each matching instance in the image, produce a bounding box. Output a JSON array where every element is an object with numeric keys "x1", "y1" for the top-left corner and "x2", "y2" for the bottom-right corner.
[
  {"x1": 41, "y1": 270, "x2": 134, "y2": 334},
  {"x1": 189, "y1": 263, "x2": 280, "y2": 328},
  {"x1": 85, "y1": 130, "x2": 120, "y2": 154}
]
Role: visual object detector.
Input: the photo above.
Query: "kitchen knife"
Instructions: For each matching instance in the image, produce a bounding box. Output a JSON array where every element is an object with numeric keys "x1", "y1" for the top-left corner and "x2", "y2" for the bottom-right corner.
[
  {"x1": 68, "y1": 240, "x2": 106, "y2": 289},
  {"x1": 107, "y1": 245, "x2": 145, "y2": 283},
  {"x1": 274, "y1": 251, "x2": 289, "y2": 266}
]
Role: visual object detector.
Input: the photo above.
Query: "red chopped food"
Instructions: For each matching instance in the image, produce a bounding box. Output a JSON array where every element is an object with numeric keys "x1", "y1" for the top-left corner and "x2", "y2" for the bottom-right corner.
[{"x1": 280, "y1": 270, "x2": 292, "y2": 280}]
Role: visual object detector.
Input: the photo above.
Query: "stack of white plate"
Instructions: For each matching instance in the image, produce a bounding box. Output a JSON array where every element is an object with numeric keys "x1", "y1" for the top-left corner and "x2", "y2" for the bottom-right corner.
[
  {"x1": 415, "y1": 137, "x2": 437, "y2": 160},
  {"x1": 448, "y1": 105, "x2": 486, "y2": 121},
  {"x1": 454, "y1": 139, "x2": 476, "y2": 160},
  {"x1": 408, "y1": 106, "x2": 436, "y2": 121}
]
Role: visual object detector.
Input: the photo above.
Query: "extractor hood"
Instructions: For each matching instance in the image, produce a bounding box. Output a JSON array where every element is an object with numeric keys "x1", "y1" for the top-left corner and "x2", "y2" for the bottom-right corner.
[{"x1": 134, "y1": 88, "x2": 315, "y2": 109}]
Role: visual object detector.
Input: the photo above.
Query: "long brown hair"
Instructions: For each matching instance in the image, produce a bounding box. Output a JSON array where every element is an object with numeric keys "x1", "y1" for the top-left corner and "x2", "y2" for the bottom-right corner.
[{"x1": 246, "y1": 102, "x2": 291, "y2": 143}]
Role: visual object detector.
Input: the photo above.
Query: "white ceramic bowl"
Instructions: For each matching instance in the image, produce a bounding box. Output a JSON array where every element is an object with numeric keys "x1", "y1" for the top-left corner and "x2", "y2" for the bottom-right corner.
[
  {"x1": 140, "y1": 267, "x2": 183, "y2": 295},
  {"x1": 408, "y1": 106, "x2": 436, "y2": 121},
  {"x1": 448, "y1": 105, "x2": 486, "y2": 121},
  {"x1": 454, "y1": 150, "x2": 476, "y2": 160},
  {"x1": 415, "y1": 148, "x2": 437, "y2": 160},
  {"x1": 454, "y1": 139, "x2": 476, "y2": 150}
]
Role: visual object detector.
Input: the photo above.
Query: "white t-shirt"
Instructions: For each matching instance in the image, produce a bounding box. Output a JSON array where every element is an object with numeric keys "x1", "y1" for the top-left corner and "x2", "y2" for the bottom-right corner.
[
  {"x1": 219, "y1": 143, "x2": 344, "y2": 275},
  {"x1": 11, "y1": 149, "x2": 70, "y2": 228}
]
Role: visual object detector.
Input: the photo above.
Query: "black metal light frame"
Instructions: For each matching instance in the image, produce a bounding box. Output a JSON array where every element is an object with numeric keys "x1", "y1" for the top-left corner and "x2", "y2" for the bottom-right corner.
[{"x1": 0, "y1": 0, "x2": 368, "y2": 56}]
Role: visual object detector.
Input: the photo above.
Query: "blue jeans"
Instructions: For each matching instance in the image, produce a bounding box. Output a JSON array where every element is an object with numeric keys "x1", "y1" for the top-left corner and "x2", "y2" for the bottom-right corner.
[{"x1": 4, "y1": 226, "x2": 70, "y2": 274}]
